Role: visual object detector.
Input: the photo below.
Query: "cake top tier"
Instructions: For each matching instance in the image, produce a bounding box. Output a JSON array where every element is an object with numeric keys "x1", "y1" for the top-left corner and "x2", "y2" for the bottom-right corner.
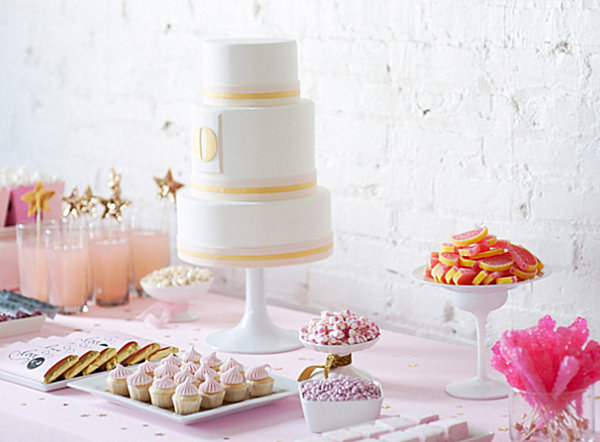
[{"x1": 202, "y1": 38, "x2": 300, "y2": 106}]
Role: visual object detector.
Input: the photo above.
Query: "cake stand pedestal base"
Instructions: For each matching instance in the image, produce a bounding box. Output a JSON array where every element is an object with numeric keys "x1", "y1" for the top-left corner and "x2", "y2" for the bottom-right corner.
[
  {"x1": 206, "y1": 268, "x2": 301, "y2": 354},
  {"x1": 445, "y1": 378, "x2": 508, "y2": 400}
]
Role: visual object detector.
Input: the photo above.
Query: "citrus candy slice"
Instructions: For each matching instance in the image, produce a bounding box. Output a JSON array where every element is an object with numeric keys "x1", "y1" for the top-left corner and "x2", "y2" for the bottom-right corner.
[
  {"x1": 458, "y1": 255, "x2": 478, "y2": 268},
  {"x1": 458, "y1": 243, "x2": 487, "y2": 258},
  {"x1": 510, "y1": 266, "x2": 537, "y2": 280},
  {"x1": 472, "y1": 270, "x2": 489, "y2": 286},
  {"x1": 482, "y1": 235, "x2": 497, "y2": 247},
  {"x1": 451, "y1": 227, "x2": 488, "y2": 247},
  {"x1": 478, "y1": 253, "x2": 514, "y2": 272},
  {"x1": 507, "y1": 244, "x2": 538, "y2": 272},
  {"x1": 432, "y1": 263, "x2": 451, "y2": 283},
  {"x1": 494, "y1": 239, "x2": 510, "y2": 249},
  {"x1": 496, "y1": 276, "x2": 519, "y2": 284},
  {"x1": 470, "y1": 247, "x2": 505, "y2": 260},
  {"x1": 536, "y1": 258, "x2": 544, "y2": 271},
  {"x1": 482, "y1": 270, "x2": 510, "y2": 285},
  {"x1": 430, "y1": 252, "x2": 440, "y2": 268},
  {"x1": 445, "y1": 266, "x2": 459, "y2": 284},
  {"x1": 440, "y1": 243, "x2": 458, "y2": 253},
  {"x1": 439, "y1": 252, "x2": 459, "y2": 267},
  {"x1": 452, "y1": 268, "x2": 479, "y2": 285},
  {"x1": 423, "y1": 266, "x2": 433, "y2": 280}
]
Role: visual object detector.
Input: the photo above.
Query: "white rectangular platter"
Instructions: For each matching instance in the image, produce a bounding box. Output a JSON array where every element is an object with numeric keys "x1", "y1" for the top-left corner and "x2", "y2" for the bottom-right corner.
[
  {"x1": 0, "y1": 367, "x2": 106, "y2": 391},
  {"x1": 0, "y1": 315, "x2": 45, "y2": 338},
  {"x1": 68, "y1": 372, "x2": 298, "y2": 425}
]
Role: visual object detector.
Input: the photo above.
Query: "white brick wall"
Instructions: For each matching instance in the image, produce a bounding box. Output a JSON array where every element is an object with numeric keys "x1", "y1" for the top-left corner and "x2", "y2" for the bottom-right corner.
[{"x1": 1, "y1": 0, "x2": 599, "y2": 347}]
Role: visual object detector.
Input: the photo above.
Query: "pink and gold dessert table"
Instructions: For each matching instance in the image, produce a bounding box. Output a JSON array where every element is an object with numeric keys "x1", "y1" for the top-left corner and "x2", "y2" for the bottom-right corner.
[{"x1": 0, "y1": 292, "x2": 597, "y2": 441}]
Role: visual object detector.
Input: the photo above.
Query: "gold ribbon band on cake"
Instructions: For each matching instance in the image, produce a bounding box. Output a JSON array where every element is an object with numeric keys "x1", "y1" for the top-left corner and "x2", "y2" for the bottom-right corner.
[
  {"x1": 297, "y1": 354, "x2": 352, "y2": 381},
  {"x1": 178, "y1": 242, "x2": 333, "y2": 263},
  {"x1": 203, "y1": 89, "x2": 300, "y2": 100},
  {"x1": 191, "y1": 179, "x2": 316, "y2": 195}
]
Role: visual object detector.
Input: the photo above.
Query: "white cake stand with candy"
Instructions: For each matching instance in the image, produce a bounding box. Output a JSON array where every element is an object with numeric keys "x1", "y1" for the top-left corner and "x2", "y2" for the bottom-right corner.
[
  {"x1": 297, "y1": 310, "x2": 381, "y2": 381},
  {"x1": 411, "y1": 226, "x2": 551, "y2": 400}
]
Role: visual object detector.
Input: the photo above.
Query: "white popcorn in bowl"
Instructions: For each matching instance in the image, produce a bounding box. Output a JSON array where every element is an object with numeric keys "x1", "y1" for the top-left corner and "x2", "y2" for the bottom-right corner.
[{"x1": 142, "y1": 266, "x2": 213, "y2": 288}]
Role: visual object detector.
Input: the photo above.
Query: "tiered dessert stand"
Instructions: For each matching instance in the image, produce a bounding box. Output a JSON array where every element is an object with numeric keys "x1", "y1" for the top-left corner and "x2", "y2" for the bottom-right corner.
[{"x1": 411, "y1": 265, "x2": 550, "y2": 400}]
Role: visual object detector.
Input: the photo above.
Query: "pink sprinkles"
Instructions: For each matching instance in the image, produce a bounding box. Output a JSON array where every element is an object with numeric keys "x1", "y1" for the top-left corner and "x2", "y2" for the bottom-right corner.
[{"x1": 301, "y1": 377, "x2": 381, "y2": 401}]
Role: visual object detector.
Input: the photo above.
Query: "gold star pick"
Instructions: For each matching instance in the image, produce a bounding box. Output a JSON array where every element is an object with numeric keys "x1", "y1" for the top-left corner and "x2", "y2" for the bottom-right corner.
[
  {"x1": 79, "y1": 185, "x2": 97, "y2": 217},
  {"x1": 107, "y1": 167, "x2": 122, "y2": 197},
  {"x1": 153, "y1": 169, "x2": 184, "y2": 204},
  {"x1": 21, "y1": 182, "x2": 56, "y2": 217},
  {"x1": 62, "y1": 186, "x2": 83, "y2": 218},
  {"x1": 98, "y1": 195, "x2": 131, "y2": 223}
]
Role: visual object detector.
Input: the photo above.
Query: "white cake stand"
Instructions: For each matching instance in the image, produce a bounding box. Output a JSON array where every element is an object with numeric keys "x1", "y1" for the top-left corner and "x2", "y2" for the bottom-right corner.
[
  {"x1": 410, "y1": 265, "x2": 550, "y2": 400},
  {"x1": 299, "y1": 336, "x2": 380, "y2": 380},
  {"x1": 206, "y1": 268, "x2": 301, "y2": 354}
]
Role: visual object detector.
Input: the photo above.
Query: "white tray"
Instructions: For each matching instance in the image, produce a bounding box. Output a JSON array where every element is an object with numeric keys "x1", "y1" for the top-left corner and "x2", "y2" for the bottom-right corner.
[
  {"x1": 0, "y1": 367, "x2": 107, "y2": 391},
  {"x1": 0, "y1": 315, "x2": 45, "y2": 338},
  {"x1": 463, "y1": 426, "x2": 494, "y2": 442},
  {"x1": 68, "y1": 372, "x2": 298, "y2": 424}
]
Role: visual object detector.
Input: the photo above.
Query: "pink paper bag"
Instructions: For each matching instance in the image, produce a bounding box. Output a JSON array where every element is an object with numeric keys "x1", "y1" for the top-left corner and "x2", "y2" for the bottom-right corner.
[{"x1": 0, "y1": 188, "x2": 9, "y2": 227}]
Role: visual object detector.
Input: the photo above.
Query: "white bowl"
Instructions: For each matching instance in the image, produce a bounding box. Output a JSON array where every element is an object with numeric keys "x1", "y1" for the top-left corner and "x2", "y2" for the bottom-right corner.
[
  {"x1": 140, "y1": 277, "x2": 213, "y2": 322},
  {"x1": 299, "y1": 379, "x2": 383, "y2": 433}
]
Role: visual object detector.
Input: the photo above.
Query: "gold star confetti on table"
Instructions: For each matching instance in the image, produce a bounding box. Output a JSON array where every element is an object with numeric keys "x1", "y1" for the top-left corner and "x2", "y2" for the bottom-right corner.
[
  {"x1": 391, "y1": 353, "x2": 399, "y2": 357},
  {"x1": 62, "y1": 186, "x2": 83, "y2": 218},
  {"x1": 155, "y1": 433, "x2": 165, "y2": 437},
  {"x1": 381, "y1": 404, "x2": 391, "y2": 409},
  {"x1": 154, "y1": 169, "x2": 184, "y2": 204},
  {"x1": 80, "y1": 413, "x2": 90, "y2": 418},
  {"x1": 21, "y1": 182, "x2": 55, "y2": 217},
  {"x1": 120, "y1": 427, "x2": 127, "y2": 431},
  {"x1": 20, "y1": 403, "x2": 27, "y2": 406},
  {"x1": 412, "y1": 353, "x2": 420, "y2": 357},
  {"x1": 408, "y1": 363, "x2": 418, "y2": 367},
  {"x1": 38, "y1": 398, "x2": 45, "y2": 401},
  {"x1": 456, "y1": 404, "x2": 463, "y2": 408},
  {"x1": 98, "y1": 413, "x2": 107, "y2": 417},
  {"x1": 98, "y1": 195, "x2": 131, "y2": 223},
  {"x1": 273, "y1": 367, "x2": 283, "y2": 371},
  {"x1": 62, "y1": 403, "x2": 69, "y2": 407},
  {"x1": 79, "y1": 185, "x2": 97, "y2": 217},
  {"x1": 107, "y1": 168, "x2": 123, "y2": 196},
  {"x1": 142, "y1": 424, "x2": 149, "y2": 427},
  {"x1": 498, "y1": 427, "x2": 508, "y2": 431}
]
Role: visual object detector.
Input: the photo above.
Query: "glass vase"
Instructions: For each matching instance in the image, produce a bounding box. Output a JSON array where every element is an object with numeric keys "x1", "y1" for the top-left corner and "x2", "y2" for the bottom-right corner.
[{"x1": 509, "y1": 385, "x2": 595, "y2": 441}]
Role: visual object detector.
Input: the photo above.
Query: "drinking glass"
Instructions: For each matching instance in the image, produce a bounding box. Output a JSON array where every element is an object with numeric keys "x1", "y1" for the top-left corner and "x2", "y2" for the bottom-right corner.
[
  {"x1": 127, "y1": 204, "x2": 170, "y2": 296},
  {"x1": 16, "y1": 221, "x2": 57, "y2": 302},
  {"x1": 45, "y1": 220, "x2": 88, "y2": 314},
  {"x1": 89, "y1": 220, "x2": 130, "y2": 306}
]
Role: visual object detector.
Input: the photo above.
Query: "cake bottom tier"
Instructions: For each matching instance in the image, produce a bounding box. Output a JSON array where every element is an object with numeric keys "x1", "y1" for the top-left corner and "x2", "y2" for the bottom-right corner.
[{"x1": 176, "y1": 187, "x2": 333, "y2": 268}]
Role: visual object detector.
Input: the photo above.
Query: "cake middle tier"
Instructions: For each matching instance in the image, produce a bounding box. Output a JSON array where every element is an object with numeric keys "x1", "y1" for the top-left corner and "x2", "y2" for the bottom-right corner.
[
  {"x1": 176, "y1": 187, "x2": 333, "y2": 268},
  {"x1": 190, "y1": 99, "x2": 316, "y2": 201}
]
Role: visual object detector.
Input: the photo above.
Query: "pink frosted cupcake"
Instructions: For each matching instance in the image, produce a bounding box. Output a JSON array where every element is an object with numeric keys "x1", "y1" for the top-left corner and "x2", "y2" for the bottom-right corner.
[
  {"x1": 195, "y1": 363, "x2": 219, "y2": 384},
  {"x1": 174, "y1": 366, "x2": 194, "y2": 385},
  {"x1": 106, "y1": 364, "x2": 131, "y2": 396},
  {"x1": 149, "y1": 376, "x2": 176, "y2": 409},
  {"x1": 246, "y1": 364, "x2": 274, "y2": 397},
  {"x1": 201, "y1": 351, "x2": 222, "y2": 372},
  {"x1": 220, "y1": 358, "x2": 244, "y2": 376},
  {"x1": 160, "y1": 353, "x2": 181, "y2": 368},
  {"x1": 221, "y1": 367, "x2": 247, "y2": 402},
  {"x1": 181, "y1": 345, "x2": 202, "y2": 364},
  {"x1": 199, "y1": 376, "x2": 225, "y2": 409},
  {"x1": 138, "y1": 360, "x2": 157, "y2": 378},
  {"x1": 126, "y1": 368, "x2": 153, "y2": 402},
  {"x1": 173, "y1": 377, "x2": 201, "y2": 415},
  {"x1": 154, "y1": 363, "x2": 179, "y2": 380},
  {"x1": 181, "y1": 361, "x2": 200, "y2": 375}
]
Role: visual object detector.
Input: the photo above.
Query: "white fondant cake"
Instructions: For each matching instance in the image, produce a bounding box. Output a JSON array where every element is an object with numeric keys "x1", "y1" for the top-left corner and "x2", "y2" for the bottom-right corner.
[{"x1": 177, "y1": 38, "x2": 333, "y2": 268}]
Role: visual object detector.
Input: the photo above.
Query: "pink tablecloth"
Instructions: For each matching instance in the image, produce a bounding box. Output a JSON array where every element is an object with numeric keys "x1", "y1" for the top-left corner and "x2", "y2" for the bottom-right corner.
[{"x1": 0, "y1": 293, "x2": 597, "y2": 442}]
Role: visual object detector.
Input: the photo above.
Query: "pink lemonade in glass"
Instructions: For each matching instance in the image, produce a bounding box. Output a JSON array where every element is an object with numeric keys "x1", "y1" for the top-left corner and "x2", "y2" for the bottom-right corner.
[
  {"x1": 129, "y1": 230, "x2": 169, "y2": 291},
  {"x1": 46, "y1": 247, "x2": 88, "y2": 313},
  {"x1": 17, "y1": 244, "x2": 48, "y2": 301},
  {"x1": 90, "y1": 237, "x2": 130, "y2": 305}
]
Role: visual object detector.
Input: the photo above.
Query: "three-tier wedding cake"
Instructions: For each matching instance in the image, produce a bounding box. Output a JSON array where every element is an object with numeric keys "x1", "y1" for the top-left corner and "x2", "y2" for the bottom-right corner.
[{"x1": 177, "y1": 38, "x2": 333, "y2": 268}]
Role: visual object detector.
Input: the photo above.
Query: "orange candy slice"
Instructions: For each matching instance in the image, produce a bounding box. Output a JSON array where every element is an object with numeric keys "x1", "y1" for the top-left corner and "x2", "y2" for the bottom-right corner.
[
  {"x1": 478, "y1": 253, "x2": 514, "y2": 272},
  {"x1": 451, "y1": 227, "x2": 488, "y2": 247},
  {"x1": 507, "y1": 244, "x2": 538, "y2": 273},
  {"x1": 440, "y1": 243, "x2": 458, "y2": 253},
  {"x1": 439, "y1": 252, "x2": 459, "y2": 267}
]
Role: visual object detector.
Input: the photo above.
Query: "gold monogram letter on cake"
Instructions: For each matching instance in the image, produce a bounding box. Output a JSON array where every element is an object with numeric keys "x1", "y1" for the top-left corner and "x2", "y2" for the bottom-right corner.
[{"x1": 193, "y1": 126, "x2": 218, "y2": 162}]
